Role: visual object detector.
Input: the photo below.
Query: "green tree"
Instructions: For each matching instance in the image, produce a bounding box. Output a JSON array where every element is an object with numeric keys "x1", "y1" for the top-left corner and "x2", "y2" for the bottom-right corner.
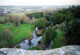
[
  {"x1": 0, "y1": 29, "x2": 13, "y2": 48},
  {"x1": 27, "y1": 12, "x2": 43, "y2": 19},
  {"x1": 35, "y1": 17, "x2": 48, "y2": 29},
  {"x1": 41, "y1": 26, "x2": 57, "y2": 47},
  {"x1": 51, "y1": 11, "x2": 65, "y2": 25}
]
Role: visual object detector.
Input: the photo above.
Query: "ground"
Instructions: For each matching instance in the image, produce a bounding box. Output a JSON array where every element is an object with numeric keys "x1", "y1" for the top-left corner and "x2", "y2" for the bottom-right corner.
[
  {"x1": 1, "y1": 23, "x2": 35, "y2": 45},
  {"x1": 52, "y1": 29, "x2": 66, "y2": 48}
]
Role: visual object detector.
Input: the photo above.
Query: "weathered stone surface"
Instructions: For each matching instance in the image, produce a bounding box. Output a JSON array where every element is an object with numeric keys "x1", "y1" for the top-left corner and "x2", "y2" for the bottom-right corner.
[{"x1": 0, "y1": 45, "x2": 80, "y2": 55}]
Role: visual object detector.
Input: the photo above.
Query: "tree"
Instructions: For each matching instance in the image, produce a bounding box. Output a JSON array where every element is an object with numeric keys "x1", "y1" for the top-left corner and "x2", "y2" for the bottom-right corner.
[
  {"x1": 66, "y1": 19, "x2": 80, "y2": 45},
  {"x1": 51, "y1": 11, "x2": 65, "y2": 25},
  {"x1": 35, "y1": 17, "x2": 48, "y2": 29},
  {"x1": 65, "y1": 11, "x2": 74, "y2": 22},
  {"x1": 27, "y1": 12, "x2": 44, "y2": 19},
  {"x1": 68, "y1": 5, "x2": 80, "y2": 18},
  {"x1": 0, "y1": 29, "x2": 13, "y2": 48},
  {"x1": 13, "y1": 16, "x2": 20, "y2": 26},
  {"x1": 41, "y1": 26, "x2": 57, "y2": 47}
]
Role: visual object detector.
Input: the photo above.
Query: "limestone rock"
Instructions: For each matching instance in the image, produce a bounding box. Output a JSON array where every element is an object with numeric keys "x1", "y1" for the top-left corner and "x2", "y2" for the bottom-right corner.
[{"x1": 0, "y1": 45, "x2": 80, "y2": 55}]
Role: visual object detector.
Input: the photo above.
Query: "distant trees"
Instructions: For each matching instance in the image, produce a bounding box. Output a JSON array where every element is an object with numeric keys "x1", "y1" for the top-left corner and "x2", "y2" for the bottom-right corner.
[
  {"x1": 13, "y1": 16, "x2": 20, "y2": 26},
  {"x1": 67, "y1": 5, "x2": 80, "y2": 18},
  {"x1": 51, "y1": 11, "x2": 64, "y2": 24},
  {"x1": 0, "y1": 17, "x2": 7, "y2": 24},
  {"x1": 44, "y1": 10, "x2": 53, "y2": 21},
  {"x1": 50, "y1": 11, "x2": 74, "y2": 25},
  {"x1": 27, "y1": 12, "x2": 43, "y2": 19}
]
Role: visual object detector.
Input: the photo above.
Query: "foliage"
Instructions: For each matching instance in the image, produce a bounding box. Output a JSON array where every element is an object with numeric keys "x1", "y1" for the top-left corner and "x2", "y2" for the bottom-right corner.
[
  {"x1": 52, "y1": 29, "x2": 66, "y2": 48},
  {"x1": 0, "y1": 17, "x2": 6, "y2": 24},
  {"x1": 0, "y1": 29, "x2": 13, "y2": 48},
  {"x1": 0, "y1": 23, "x2": 35, "y2": 48},
  {"x1": 28, "y1": 46, "x2": 43, "y2": 50},
  {"x1": 51, "y1": 11, "x2": 64, "y2": 24},
  {"x1": 35, "y1": 17, "x2": 48, "y2": 29},
  {"x1": 15, "y1": 44, "x2": 21, "y2": 48},
  {"x1": 41, "y1": 26, "x2": 57, "y2": 47},
  {"x1": 13, "y1": 16, "x2": 20, "y2": 26},
  {"x1": 1, "y1": 29, "x2": 13, "y2": 41},
  {"x1": 1, "y1": 23, "x2": 34, "y2": 45},
  {"x1": 50, "y1": 11, "x2": 74, "y2": 25},
  {"x1": 67, "y1": 5, "x2": 80, "y2": 18},
  {"x1": 27, "y1": 12, "x2": 43, "y2": 19},
  {"x1": 65, "y1": 19, "x2": 80, "y2": 45},
  {"x1": 0, "y1": 40, "x2": 8, "y2": 48},
  {"x1": 20, "y1": 19, "x2": 25, "y2": 24}
]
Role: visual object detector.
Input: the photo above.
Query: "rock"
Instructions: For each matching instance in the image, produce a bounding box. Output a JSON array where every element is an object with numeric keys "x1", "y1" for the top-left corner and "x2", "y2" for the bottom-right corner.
[
  {"x1": 0, "y1": 45, "x2": 80, "y2": 55},
  {"x1": 36, "y1": 29, "x2": 43, "y2": 36}
]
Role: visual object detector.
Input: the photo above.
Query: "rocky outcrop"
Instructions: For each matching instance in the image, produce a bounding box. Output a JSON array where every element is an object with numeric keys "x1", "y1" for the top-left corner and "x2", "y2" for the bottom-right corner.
[
  {"x1": 0, "y1": 45, "x2": 80, "y2": 55},
  {"x1": 20, "y1": 27, "x2": 42, "y2": 49}
]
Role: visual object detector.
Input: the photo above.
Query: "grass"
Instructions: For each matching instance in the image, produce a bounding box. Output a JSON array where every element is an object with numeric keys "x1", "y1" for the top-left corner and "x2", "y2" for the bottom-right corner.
[
  {"x1": 1, "y1": 23, "x2": 35, "y2": 45},
  {"x1": 52, "y1": 29, "x2": 66, "y2": 48},
  {"x1": 8, "y1": 13, "x2": 25, "y2": 17}
]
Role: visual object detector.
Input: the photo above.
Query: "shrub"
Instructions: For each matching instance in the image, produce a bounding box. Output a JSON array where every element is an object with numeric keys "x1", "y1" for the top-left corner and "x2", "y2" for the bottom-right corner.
[
  {"x1": 52, "y1": 29, "x2": 66, "y2": 48},
  {"x1": 65, "y1": 19, "x2": 80, "y2": 45},
  {"x1": 27, "y1": 12, "x2": 43, "y2": 19},
  {"x1": 1, "y1": 29, "x2": 13, "y2": 41},
  {"x1": 0, "y1": 40, "x2": 8, "y2": 48},
  {"x1": 0, "y1": 17, "x2": 5, "y2": 24},
  {"x1": 0, "y1": 29, "x2": 13, "y2": 48},
  {"x1": 41, "y1": 26, "x2": 57, "y2": 47},
  {"x1": 35, "y1": 17, "x2": 48, "y2": 29},
  {"x1": 15, "y1": 44, "x2": 21, "y2": 48},
  {"x1": 0, "y1": 24, "x2": 2, "y2": 28},
  {"x1": 28, "y1": 46, "x2": 43, "y2": 50},
  {"x1": 12, "y1": 16, "x2": 20, "y2": 26}
]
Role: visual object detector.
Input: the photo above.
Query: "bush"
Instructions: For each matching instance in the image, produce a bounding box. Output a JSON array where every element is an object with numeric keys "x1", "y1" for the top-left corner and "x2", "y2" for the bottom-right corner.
[
  {"x1": 52, "y1": 29, "x2": 66, "y2": 48},
  {"x1": 66, "y1": 19, "x2": 80, "y2": 45},
  {"x1": 35, "y1": 17, "x2": 48, "y2": 29},
  {"x1": 41, "y1": 26, "x2": 57, "y2": 47},
  {"x1": 27, "y1": 12, "x2": 43, "y2": 19},
  {"x1": 0, "y1": 40, "x2": 8, "y2": 48},
  {"x1": 14, "y1": 18, "x2": 20, "y2": 26},
  {"x1": 0, "y1": 29, "x2": 13, "y2": 48},
  {"x1": 1, "y1": 29, "x2": 13, "y2": 41},
  {"x1": 0, "y1": 17, "x2": 5, "y2": 24},
  {"x1": 28, "y1": 46, "x2": 43, "y2": 50},
  {"x1": 0, "y1": 24, "x2": 2, "y2": 28},
  {"x1": 15, "y1": 44, "x2": 21, "y2": 48}
]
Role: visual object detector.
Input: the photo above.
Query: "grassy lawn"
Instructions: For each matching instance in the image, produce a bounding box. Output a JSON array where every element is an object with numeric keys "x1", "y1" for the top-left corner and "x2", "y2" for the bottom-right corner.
[{"x1": 1, "y1": 23, "x2": 35, "y2": 45}]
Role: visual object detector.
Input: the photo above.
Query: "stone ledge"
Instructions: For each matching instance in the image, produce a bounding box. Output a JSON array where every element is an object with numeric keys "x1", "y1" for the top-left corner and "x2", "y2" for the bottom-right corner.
[{"x1": 0, "y1": 45, "x2": 80, "y2": 55}]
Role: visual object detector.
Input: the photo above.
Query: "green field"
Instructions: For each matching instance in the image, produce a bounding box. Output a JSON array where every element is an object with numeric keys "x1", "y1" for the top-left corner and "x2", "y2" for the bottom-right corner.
[
  {"x1": 8, "y1": 13, "x2": 25, "y2": 16},
  {"x1": 1, "y1": 23, "x2": 35, "y2": 45}
]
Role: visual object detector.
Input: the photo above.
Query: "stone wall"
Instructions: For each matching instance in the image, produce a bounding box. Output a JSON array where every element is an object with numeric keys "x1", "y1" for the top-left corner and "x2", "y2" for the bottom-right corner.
[{"x1": 0, "y1": 45, "x2": 80, "y2": 55}]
